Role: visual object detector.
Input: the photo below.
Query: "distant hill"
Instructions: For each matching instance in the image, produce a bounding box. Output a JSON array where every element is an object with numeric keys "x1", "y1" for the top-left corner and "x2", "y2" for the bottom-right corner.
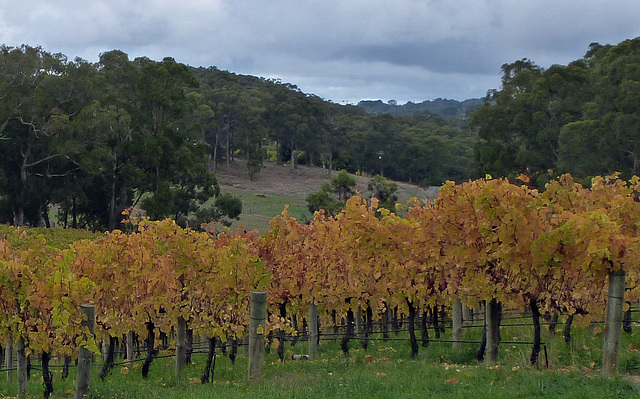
[{"x1": 357, "y1": 98, "x2": 484, "y2": 118}]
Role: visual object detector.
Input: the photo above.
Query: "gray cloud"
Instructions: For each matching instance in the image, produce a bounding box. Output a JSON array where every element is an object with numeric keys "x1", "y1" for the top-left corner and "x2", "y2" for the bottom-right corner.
[
  {"x1": 333, "y1": 40, "x2": 498, "y2": 75},
  {"x1": 0, "y1": 1, "x2": 639, "y2": 103}
]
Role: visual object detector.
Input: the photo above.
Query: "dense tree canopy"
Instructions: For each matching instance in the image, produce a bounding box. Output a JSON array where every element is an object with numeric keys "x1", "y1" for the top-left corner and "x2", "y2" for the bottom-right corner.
[
  {"x1": 471, "y1": 37, "x2": 640, "y2": 187},
  {"x1": 0, "y1": 47, "x2": 238, "y2": 230},
  {"x1": 3, "y1": 36, "x2": 640, "y2": 227},
  {"x1": 0, "y1": 45, "x2": 478, "y2": 229}
]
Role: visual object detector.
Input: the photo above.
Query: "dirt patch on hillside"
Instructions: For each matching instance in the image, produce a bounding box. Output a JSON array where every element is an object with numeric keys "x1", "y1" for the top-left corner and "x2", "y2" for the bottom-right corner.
[{"x1": 215, "y1": 161, "x2": 432, "y2": 203}]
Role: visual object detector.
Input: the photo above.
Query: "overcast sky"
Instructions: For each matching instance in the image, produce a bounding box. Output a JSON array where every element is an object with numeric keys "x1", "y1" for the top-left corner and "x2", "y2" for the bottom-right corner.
[{"x1": 1, "y1": 1, "x2": 639, "y2": 104}]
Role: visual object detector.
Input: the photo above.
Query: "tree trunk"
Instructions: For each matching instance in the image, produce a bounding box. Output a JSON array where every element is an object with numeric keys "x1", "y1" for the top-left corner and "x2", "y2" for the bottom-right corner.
[
  {"x1": 530, "y1": 300, "x2": 541, "y2": 367},
  {"x1": 290, "y1": 137, "x2": 296, "y2": 171},
  {"x1": 486, "y1": 299, "x2": 501, "y2": 366},
  {"x1": 393, "y1": 306, "x2": 401, "y2": 335},
  {"x1": 406, "y1": 299, "x2": 418, "y2": 359},
  {"x1": 141, "y1": 322, "x2": 155, "y2": 379},
  {"x1": 332, "y1": 310, "x2": 338, "y2": 341},
  {"x1": 564, "y1": 313, "x2": 574, "y2": 344},
  {"x1": 13, "y1": 205, "x2": 25, "y2": 227},
  {"x1": 108, "y1": 150, "x2": 121, "y2": 231},
  {"x1": 548, "y1": 312, "x2": 559, "y2": 336},
  {"x1": 362, "y1": 305, "x2": 373, "y2": 349},
  {"x1": 42, "y1": 351, "x2": 54, "y2": 398},
  {"x1": 186, "y1": 328, "x2": 193, "y2": 365},
  {"x1": 17, "y1": 338, "x2": 27, "y2": 399},
  {"x1": 62, "y1": 355, "x2": 71, "y2": 380},
  {"x1": 277, "y1": 302, "x2": 287, "y2": 362},
  {"x1": 229, "y1": 337, "x2": 238, "y2": 365},
  {"x1": 42, "y1": 204, "x2": 51, "y2": 228},
  {"x1": 212, "y1": 127, "x2": 220, "y2": 172},
  {"x1": 291, "y1": 314, "x2": 299, "y2": 346},
  {"x1": 340, "y1": 308, "x2": 354, "y2": 357},
  {"x1": 623, "y1": 301, "x2": 633, "y2": 334},
  {"x1": 100, "y1": 336, "x2": 117, "y2": 380},
  {"x1": 219, "y1": 336, "x2": 227, "y2": 356},
  {"x1": 201, "y1": 337, "x2": 216, "y2": 383},
  {"x1": 382, "y1": 306, "x2": 390, "y2": 340},
  {"x1": 463, "y1": 306, "x2": 472, "y2": 326},
  {"x1": 225, "y1": 123, "x2": 230, "y2": 171},
  {"x1": 421, "y1": 310, "x2": 430, "y2": 348},
  {"x1": 433, "y1": 305, "x2": 441, "y2": 339},
  {"x1": 13, "y1": 160, "x2": 28, "y2": 227},
  {"x1": 477, "y1": 318, "x2": 487, "y2": 362}
]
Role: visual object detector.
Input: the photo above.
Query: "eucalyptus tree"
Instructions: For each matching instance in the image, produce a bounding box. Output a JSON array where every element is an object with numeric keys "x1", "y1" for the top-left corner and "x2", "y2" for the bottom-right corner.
[
  {"x1": 560, "y1": 38, "x2": 640, "y2": 179},
  {"x1": 0, "y1": 45, "x2": 82, "y2": 226}
]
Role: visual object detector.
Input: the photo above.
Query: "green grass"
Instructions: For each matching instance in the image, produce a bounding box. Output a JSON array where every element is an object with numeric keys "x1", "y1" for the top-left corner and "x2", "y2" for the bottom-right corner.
[
  {"x1": 220, "y1": 188, "x2": 312, "y2": 234},
  {"x1": 3, "y1": 319, "x2": 640, "y2": 398}
]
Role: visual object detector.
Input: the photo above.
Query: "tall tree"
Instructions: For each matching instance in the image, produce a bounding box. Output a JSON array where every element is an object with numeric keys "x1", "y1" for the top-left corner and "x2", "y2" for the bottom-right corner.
[{"x1": 0, "y1": 45, "x2": 77, "y2": 226}]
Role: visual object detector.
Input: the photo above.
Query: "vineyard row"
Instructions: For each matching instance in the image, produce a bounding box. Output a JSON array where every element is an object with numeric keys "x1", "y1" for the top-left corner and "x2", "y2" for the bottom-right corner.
[{"x1": 1, "y1": 173, "x2": 639, "y2": 394}]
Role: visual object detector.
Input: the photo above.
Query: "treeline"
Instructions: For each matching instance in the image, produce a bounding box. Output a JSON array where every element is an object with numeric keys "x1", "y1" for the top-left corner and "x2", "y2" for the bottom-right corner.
[
  {"x1": 473, "y1": 37, "x2": 640, "y2": 187},
  {"x1": 4, "y1": 36, "x2": 640, "y2": 229},
  {"x1": 0, "y1": 47, "x2": 239, "y2": 230},
  {"x1": 189, "y1": 66, "x2": 476, "y2": 184},
  {"x1": 0, "y1": 45, "x2": 477, "y2": 230},
  {"x1": 357, "y1": 98, "x2": 483, "y2": 118}
]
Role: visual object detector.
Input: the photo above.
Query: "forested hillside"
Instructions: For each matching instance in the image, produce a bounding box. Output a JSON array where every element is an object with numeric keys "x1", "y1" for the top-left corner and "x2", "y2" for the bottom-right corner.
[
  {"x1": 357, "y1": 98, "x2": 483, "y2": 118},
  {"x1": 473, "y1": 37, "x2": 640, "y2": 187},
  {"x1": 0, "y1": 45, "x2": 476, "y2": 230},
  {"x1": 189, "y1": 66, "x2": 476, "y2": 186},
  {"x1": 1, "y1": 36, "x2": 640, "y2": 230}
]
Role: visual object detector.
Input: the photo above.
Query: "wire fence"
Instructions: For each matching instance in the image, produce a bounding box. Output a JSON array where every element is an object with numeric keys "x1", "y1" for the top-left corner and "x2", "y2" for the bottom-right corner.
[{"x1": 3, "y1": 303, "x2": 639, "y2": 376}]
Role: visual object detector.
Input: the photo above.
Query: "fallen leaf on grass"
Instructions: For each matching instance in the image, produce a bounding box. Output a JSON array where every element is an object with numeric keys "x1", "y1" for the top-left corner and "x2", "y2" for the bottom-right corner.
[
  {"x1": 445, "y1": 378, "x2": 460, "y2": 384},
  {"x1": 120, "y1": 366, "x2": 129, "y2": 375},
  {"x1": 189, "y1": 377, "x2": 200, "y2": 385},
  {"x1": 376, "y1": 372, "x2": 386, "y2": 377},
  {"x1": 365, "y1": 355, "x2": 374, "y2": 364}
]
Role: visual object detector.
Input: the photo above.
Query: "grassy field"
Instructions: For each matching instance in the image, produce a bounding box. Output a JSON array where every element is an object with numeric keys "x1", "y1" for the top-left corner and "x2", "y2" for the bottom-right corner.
[
  {"x1": 221, "y1": 188, "x2": 312, "y2": 234},
  {"x1": 214, "y1": 161, "x2": 433, "y2": 234},
  {"x1": 3, "y1": 315, "x2": 640, "y2": 398}
]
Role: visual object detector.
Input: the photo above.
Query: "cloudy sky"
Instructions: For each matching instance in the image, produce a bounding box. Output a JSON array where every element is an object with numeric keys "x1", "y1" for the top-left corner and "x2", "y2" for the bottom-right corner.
[{"x1": 1, "y1": 1, "x2": 639, "y2": 104}]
